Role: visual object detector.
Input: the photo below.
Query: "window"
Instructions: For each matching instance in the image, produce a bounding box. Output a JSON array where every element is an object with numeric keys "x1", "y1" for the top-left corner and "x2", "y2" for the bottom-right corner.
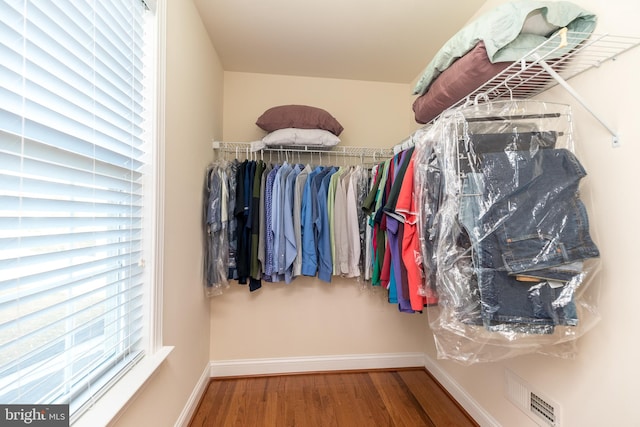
[{"x1": 0, "y1": 0, "x2": 158, "y2": 422}]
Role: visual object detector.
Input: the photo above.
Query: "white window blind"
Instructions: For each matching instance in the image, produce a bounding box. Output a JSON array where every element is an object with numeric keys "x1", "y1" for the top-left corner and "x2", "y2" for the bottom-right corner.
[{"x1": 0, "y1": 0, "x2": 152, "y2": 419}]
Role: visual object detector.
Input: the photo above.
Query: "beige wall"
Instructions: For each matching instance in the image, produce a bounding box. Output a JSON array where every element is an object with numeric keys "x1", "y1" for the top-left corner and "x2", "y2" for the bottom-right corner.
[
  {"x1": 222, "y1": 72, "x2": 415, "y2": 148},
  {"x1": 211, "y1": 72, "x2": 428, "y2": 361},
  {"x1": 111, "y1": 0, "x2": 223, "y2": 425},
  {"x1": 421, "y1": 1, "x2": 640, "y2": 426}
]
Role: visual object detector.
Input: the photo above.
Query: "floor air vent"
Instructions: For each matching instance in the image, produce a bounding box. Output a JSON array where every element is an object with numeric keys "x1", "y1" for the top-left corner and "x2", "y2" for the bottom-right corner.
[{"x1": 505, "y1": 369, "x2": 561, "y2": 427}]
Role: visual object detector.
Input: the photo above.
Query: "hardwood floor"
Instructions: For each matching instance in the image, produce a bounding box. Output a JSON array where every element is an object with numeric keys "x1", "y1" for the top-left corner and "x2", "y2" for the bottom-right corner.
[{"x1": 188, "y1": 368, "x2": 478, "y2": 427}]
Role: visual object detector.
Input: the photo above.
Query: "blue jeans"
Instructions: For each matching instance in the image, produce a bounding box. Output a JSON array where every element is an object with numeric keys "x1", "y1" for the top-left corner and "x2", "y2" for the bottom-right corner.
[
  {"x1": 481, "y1": 149, "x2": 599, "y2": 277},
  {"x1": 458, "y1": 148, "x2": 599, "y2": 329}
]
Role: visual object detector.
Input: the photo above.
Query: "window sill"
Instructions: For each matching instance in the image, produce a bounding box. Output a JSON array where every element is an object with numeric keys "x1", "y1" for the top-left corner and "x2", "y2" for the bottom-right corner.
[{"x1": 73, "y1": 346, "x2": 174, "y2": 427}]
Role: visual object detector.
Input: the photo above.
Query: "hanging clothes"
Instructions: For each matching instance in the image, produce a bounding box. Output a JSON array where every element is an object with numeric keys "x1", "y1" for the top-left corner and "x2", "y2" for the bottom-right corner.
[
  {"x1": 411, "y1": 99, "x2": 602, "y2": 363},
  {"x1": 300, "y1": 165, "x2": 324, "y2": 277},
  {"x1": 204, "y1": 162, "x2": 230, "y2": 296},
  {"x1": 292, "y1": 164, "x2": 312, "y2": 277},
  {"x1": 205, "y1": 148, "x2": 433, "y2": 315},
  {"x1": 203, "y1": 156, "x2": 373, "y2": 289},
  {"x1": 249, "y1": 160, "x2": 265, "y2": 291},
  {"x1": 226, "y1": 160, "x2": 240, "y2": 281}
]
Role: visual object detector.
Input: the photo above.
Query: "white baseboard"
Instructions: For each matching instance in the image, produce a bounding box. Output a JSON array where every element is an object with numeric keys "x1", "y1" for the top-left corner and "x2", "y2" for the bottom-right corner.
[
  {"x1": 423, "y1": 354, "x2": 500, "y2": 427},
  {"x1": 174, "y1": 362, "x2": 210, "y2": 427},
  {"x1": 209, "y1": 352, "x2": 426, "y2": 377}
]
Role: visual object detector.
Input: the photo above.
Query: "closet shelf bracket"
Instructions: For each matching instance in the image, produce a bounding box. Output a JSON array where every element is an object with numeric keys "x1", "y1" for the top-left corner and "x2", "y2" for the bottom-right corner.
[{"x1": 535, "y1": 57, "x2": 619, "y2": 147}]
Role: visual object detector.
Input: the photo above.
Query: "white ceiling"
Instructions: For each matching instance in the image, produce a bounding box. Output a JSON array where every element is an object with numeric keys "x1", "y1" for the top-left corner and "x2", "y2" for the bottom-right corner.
[{"x1": 193, "y1": 0, "x2": 487, "y2": 84}]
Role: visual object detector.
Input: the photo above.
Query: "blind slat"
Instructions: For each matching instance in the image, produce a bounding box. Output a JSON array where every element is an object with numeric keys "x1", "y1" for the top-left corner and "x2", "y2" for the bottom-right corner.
[
  {"x1": 1, "y1": 146, "x2": 145, "y2": 187},
  {"x1": 1, "y1": 195, "x2": 143, "y2": 215},
  {"x1": 0, "y1": 281, "x2": 145, "y2": 357},
  {"x1": 0, "y1": 216, "x2": 143, "y2": 235},
  {"x1": 0, "y1": 228, "x2": 143, "y2": 253},
  {"x1": 0, "y1": 240, "x2": 143, "y2": 281},
  {"x1": 0, "y1": 255, "x2": 144, "y2": 305}
]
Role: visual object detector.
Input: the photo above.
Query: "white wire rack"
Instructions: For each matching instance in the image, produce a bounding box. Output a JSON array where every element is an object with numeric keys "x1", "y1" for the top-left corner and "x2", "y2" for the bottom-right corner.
[
  {"x1": 449, "y1": 29, "x2": 640, "y2": 146},
  {"x1": 213, "y1": 141, "x2": 394, "y2": 163}
]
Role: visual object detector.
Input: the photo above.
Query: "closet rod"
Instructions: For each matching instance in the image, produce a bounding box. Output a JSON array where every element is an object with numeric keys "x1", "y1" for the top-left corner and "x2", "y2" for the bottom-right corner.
[
  {"x1": 465, "y1": 113, "x2": 562, "y2": 123},
  {"x1": 213, "y1": 141, "x2": 394, "y2": 159}
]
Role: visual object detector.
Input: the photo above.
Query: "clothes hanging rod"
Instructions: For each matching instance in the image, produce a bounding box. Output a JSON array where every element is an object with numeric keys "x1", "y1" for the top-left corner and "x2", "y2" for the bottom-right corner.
[
  {"x1": 213, "y1": 141, "x2": 394, "y2": 159},
  {"x1": 465, "y1": 113, "x2": 562, "y2": 123}
]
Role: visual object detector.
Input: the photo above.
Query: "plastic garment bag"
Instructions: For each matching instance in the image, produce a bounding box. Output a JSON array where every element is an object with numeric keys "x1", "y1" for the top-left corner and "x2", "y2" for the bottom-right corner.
[
  {"x1": 203, "y1": 162, "x2": 230, "y2": 297},
  {"x1": 415, "y1": 100, "x2": 601, "y2": 364}
]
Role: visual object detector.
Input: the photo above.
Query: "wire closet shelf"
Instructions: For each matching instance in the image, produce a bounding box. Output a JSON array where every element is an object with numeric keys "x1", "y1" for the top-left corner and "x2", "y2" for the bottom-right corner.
[
  {"x1": 450, "y1": 30, "x2": 640, "y2": 146},
  {"x1": 214, "y1": 141, "x2": 395, "y2": 163},
  {"x1": 455, "y1": 30, "x2": 640, "y2": 105}
]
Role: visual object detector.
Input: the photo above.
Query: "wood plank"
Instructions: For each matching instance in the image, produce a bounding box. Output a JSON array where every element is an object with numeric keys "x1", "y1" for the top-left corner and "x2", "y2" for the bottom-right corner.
[
  {"x1": 397, "y1": 370, "x2": 479, "y2": 427},
  {"x1": 368, "y1": 371, "x2": 436, "y2": 427}
]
